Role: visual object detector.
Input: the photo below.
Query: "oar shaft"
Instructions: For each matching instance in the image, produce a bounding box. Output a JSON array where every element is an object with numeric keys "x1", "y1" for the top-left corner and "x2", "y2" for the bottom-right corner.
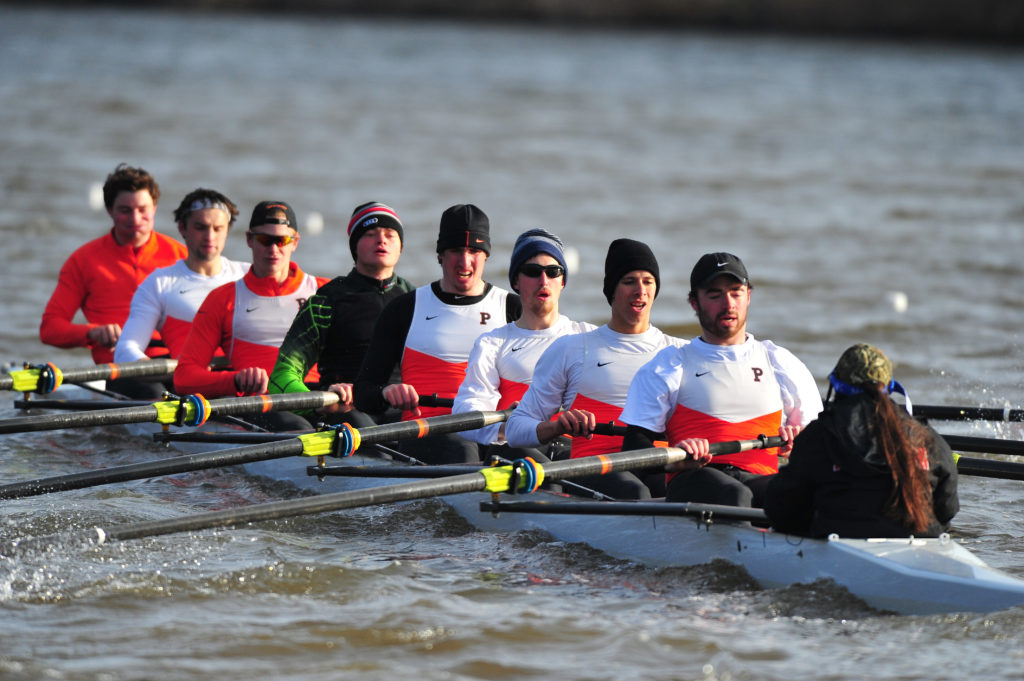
[
  {"x1": 354, "y1": 408, "x2": 513, "y2": 447},
  {"x1": 0, "y1": 440, "x2": 304, "y2": 500},
  {"x1": 917, "y1": 404, "x2": 1024, "y2": 422},
  {"x1": 0, "y1": 391, "x2": 340, "y2": 435},
  {"x1": 955, "y1": 455, "x2": 1024, "y2": 481},
  {"x1": 0, "y1": 404, "x2": 160, "y2": 434},
  {"x1": 89, "y1": 436, "x2": 784, "y2": 544},
  {"x1": 102, "y1": 473, "x2": 487, "y2": 542},
  {"x1": 942, "y1": 435, "x2": 1024, "y2": 457},
  {"x1": 0, "y1": 408, "x2": 512, "y2": 500}
]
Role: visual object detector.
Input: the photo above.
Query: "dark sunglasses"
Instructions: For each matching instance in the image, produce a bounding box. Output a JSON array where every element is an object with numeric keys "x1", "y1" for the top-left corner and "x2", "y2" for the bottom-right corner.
[
  {"x1": 519, "y1": 263, "x2": 565, "y2": 279},
  {"x1": 247, "y1": 232, "x2": 297, "y2": 247}
]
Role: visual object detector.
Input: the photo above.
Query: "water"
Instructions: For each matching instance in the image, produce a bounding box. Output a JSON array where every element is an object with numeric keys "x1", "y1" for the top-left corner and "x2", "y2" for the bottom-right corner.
[{"x1": 2, "y1": 5, "x2": 1024, "y2": 680}]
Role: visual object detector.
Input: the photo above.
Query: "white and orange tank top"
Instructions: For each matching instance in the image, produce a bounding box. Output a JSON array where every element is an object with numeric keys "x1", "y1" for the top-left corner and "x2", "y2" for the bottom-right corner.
[
  {"x1": 400, "y1": 284, "x2": 509, "y2": 420},
  {"x1": 620, "y1": 336, "x2": 823, "y2": 476}
]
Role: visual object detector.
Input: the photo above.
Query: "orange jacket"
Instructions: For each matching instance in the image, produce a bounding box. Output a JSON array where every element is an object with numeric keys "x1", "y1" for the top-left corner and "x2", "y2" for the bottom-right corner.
[{"x1": 40, "y1": 229, "x2": 187, "y2": 363}]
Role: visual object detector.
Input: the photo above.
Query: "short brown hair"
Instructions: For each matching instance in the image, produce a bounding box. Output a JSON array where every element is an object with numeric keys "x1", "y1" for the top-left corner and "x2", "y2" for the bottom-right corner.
[
  {"x1": 173, "y1": 188, "x2": 239, "y2": 226},
  {"x1": 103, "y1": 163, "x2": 160, "y2": 209}
]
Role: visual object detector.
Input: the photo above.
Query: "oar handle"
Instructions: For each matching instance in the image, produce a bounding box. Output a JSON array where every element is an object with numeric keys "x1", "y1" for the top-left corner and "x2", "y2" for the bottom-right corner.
[{"x1": 418, "y1": 394, "x2": 454, "y2": 409}]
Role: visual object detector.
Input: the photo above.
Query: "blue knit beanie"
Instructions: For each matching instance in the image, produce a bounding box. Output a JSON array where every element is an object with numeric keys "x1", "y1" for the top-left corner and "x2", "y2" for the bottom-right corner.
[{"x1": 509, "y1": 228, "x2": 568, "y2": 288}]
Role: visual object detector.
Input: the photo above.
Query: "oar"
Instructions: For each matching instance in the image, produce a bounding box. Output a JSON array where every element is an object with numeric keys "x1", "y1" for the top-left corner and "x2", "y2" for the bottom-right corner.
[
  {"x1": 19, "y1": 436, "x2": 784, "y2": 548},
  {"x1": 0, "y1": 359, "x2": 177, "y2": 393},
  {"x1": 916, "y1": 404, "x2": 1024, "y2": 423},
  {"x1": 13, "y1": 398, "x2": 156, "y2": 411},
  {"x1": 953, "y1": 454, "x2": 1024, "y2": 481},
  {"x1": 0, "y1": 408, "x2": 513, "y2": 500},
  {"x1": 941, "y1": 434, "x2": 1024, "y2": 458},
  {"x1": 0, "y1": 391, "x2": 341, "y2": 435}
]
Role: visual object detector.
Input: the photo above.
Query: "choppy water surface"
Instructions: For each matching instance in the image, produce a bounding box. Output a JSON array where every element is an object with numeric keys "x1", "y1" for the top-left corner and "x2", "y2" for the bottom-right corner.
[{"x1": 2, "y1": 6, "x2": 1024, "y2": 680}]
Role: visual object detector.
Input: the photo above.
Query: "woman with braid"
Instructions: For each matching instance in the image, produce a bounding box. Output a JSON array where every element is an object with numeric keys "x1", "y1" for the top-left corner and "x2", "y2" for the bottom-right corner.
[{"x1": 764, "y1": 344, "x2": 959, "y2": 538}]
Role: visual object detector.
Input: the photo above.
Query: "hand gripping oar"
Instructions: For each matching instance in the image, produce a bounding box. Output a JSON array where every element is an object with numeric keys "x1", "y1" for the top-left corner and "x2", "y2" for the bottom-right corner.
[
  {"x1": 0, "y1": 390, "x2": 341, "y2": 435},
  {"x1": 22, "y1": 436, "x2": 784, "y2": 549},
  {"x1": 0, "y1": 407, "x2": 513, "y2": 500},
  {"x1": 0, "y1": 358, "x2": 178, "y2": 394}
]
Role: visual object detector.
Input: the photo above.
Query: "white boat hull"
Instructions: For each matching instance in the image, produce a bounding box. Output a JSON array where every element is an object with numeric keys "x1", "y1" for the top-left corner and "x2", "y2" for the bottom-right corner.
[
  {"x1": 24, "y1": 386, "x2": 1024, "y2": 616},
  {"x1": 243, "y1": 454, "x2": 1024, "y2": 616}
]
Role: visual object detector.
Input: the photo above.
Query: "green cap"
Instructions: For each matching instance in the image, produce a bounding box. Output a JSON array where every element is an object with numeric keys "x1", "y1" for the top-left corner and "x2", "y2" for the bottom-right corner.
[{"x1": 833, "y1": 343, "x2": 893, "y2": 388}]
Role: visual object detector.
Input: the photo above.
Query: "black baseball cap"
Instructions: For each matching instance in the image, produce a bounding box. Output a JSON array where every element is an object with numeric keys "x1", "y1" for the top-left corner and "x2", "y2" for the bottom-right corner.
[
  {"x1": 690, "y1": 252, "x2": 750, "y2": 292},
  {"x1": 249, "y1": 200, "x2": 297, "y2": 230}
]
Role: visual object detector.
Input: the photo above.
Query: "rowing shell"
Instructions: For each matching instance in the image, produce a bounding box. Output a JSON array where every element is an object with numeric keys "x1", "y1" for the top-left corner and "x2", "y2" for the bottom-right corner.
[{"x1": 16, "y1": 385, "x2": 1024, "y2": 616}]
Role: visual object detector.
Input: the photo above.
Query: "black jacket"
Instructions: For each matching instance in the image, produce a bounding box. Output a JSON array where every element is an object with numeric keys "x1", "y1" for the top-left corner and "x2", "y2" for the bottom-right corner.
[{"x1": 764, "y1": 393, "x2": 959, "y2": 538}]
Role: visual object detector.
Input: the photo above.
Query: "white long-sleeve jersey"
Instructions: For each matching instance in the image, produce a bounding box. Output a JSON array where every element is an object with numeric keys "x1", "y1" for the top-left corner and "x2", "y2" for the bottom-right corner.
[
  {"x1": 114, "y1": 258, "x2": 247, "y2": 362},
  {"x1": 453, "y1": 315, "x2": 595, "y2": 445}
]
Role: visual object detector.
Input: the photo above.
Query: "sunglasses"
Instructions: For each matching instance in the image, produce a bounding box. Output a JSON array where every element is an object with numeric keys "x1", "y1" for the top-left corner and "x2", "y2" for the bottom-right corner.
[
  {"x1": 519, "y1": 263, "x2": 565, "y2": 279},
  {"x1": 247, "y1": 232, "x2": 297, "y2": 247}
]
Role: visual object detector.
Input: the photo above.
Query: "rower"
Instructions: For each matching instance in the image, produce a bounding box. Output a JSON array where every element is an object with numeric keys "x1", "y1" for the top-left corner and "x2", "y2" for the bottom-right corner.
[
  {"x1": 267, "y1": 202, "x2": 414, "y2": 428},
  {"x1": 619, "y1": 252, "x2": 822, "y2": 507},
  {"x1": 112, "y1": 189, "x2": 247, "y2": 398},
  {"x1": 173, "y1": 200, "x2": 328, "y2": 430},
  {"x1": 764, "y1": 343, "x2": 959, "y2": 537},
  {"x1": 503, "y1": 239, "x2": 685, "y2": 499},
  {"x1": 452, "y1": 228, "x2": 594, "y2": 461},
  {"x1": 353, "y1": 204, "x2": 522, "y2": 465},
  {"x1": 40, "y1": 163, "x2": 187, "y2": 367}
]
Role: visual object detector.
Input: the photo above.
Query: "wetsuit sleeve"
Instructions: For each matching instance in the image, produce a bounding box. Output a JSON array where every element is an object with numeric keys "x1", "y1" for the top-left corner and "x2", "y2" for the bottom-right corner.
[
  {"x1": 173, "y1": 284, "x2": 238, "y2": 397},
  {"x1": 353, "y1": 291, "x2": 415, "y2": 414},
  {"x1": 40, "y1": 251, "x2": 92, "y2": 350},
  {"x1": 762, "y1": 423, "x2": 821, "y2": 534},
  {"x1": 764, "y1": 341, "x2": 824, "y2": 428},
  {"x1": 114, "y1": 274, "x2": 162, "y2": 362},
  {"x1": 929, "y1": 428, "x2": 960, "y2": 527},
  {"x1": 268, "y1": 291, "x2": 331, "y2": 396},
  {"x1": 453, "y1": 332, "x2": 503, "y2": 445},
  {"x1": 505, "y1": 336, "x2": 572, "y2": 448},
  {"x1": 505, "y1": 292, "x2": 522, "y2": 323}
]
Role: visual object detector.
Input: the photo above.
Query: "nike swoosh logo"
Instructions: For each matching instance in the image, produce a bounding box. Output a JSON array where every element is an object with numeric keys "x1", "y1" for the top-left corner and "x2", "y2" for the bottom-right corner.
[
  {"x1": 716, "y1": 262, "x2": 728, "y2": 267},
  {"x1": 245, "y1": 307, "x2": 258, "y2": 313},
  {"x1": 510, "y1": 346, "x2": 525, "y2": 352},
  {"x1": 179, "y1": 289, "x2": 194, "y2": 295},
  {"x1": 597, "y1": 361, "x2": 613, "y2": 367},
  {"x1": 696, "y1": 371, "x2": 711, "y2": 377},
  {"x1": 425, "y1": 315, "x2": 439, "y2": 320}
]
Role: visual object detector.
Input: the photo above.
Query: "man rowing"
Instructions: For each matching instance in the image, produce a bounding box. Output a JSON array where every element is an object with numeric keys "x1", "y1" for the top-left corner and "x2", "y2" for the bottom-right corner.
[
  {"x1": 353, "y1": 204, "x2": 522, "y2": 464},
  {"x1": 268, "y1": 202, "x2": 414, "y2": 427},
  {"x1": 111, "y1": 189, "x2": 247, "y2": 397},
  {"x1": 40, "y1": 163, "x2": 187, "y2": 365},
  {"x1": 504, "y1": 239, "x2": 684, "y2": 499},
  {"x1": 453, "y1": 228, "x2": 594, "y2": 460},
  {"x1": 620, "y1": 252, "x2": 822, "y2": 506},
  {"x1": 173, "y1": 201, "x2": 327, "y2": 430}
]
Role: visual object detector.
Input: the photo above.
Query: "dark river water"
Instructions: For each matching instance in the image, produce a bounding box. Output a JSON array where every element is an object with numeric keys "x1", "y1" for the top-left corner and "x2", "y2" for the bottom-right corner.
[{"x1": 2, "y1": 5, "x2": 1024, "y2": 680}]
